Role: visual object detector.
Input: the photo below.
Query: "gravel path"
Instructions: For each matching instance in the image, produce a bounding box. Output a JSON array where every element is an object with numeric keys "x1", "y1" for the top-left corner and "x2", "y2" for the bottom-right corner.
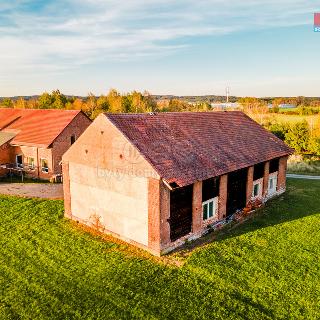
[
  {"x1": 0, "y1": 183, "x2": 63, "y2": 199},
  {"x1": 287, "y1": 174, "x2": 320, "y2": 180}
]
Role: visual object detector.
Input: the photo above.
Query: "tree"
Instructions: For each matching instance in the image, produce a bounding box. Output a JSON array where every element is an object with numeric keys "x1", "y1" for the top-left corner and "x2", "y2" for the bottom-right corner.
[
  {"x1": 272, "y1": 97, "x2": 286, "y2": 107},
  {"x1": 51, "y1": 90, "x2": 67, "y2": 109},
  {"x1": 83, "y1": 93, "x2": 97, "y2": 118},
  {"x1": 267, "y1": 121, "x2": 290, "y2": 140},
  {"x1": 238, "y1": 97, "x2": 268, "y2": 115},
  {"x1": 309, "y1": 137, "x2": 320, "y2": 155},
  {"x1": 97, "y1": 95, "x2": 109, "y2": 112},
  {"x1": 1, "y1": 98, "x2": 13, "y2": 108},
  {"x1": 296, "y1": 96, "x2": 306, "y2": 107},
  {"x1": 168, "y1": 99, "x2": 188, "y2": 112},
  {"x1": 72, "y1": 98, "x2": 84, "y2": 110},
  {"x1": 285, "y1": 121, "x2": 310, "y2": 153},
  {"x1": 38, "y1": 92, "x2": 54, "y2": 109},
  {"x1": 27, "y1": 98, "x2": 38, "y2": 109},
  {"x1": 15, "y1": 97, "x2": 27, "y2": 109},
  {"x1": 142, "y1": 91, "x2": 157, "y2": 112},
  {"x1": 107, "y1": 89, "x2": 123, "y2": 113}
]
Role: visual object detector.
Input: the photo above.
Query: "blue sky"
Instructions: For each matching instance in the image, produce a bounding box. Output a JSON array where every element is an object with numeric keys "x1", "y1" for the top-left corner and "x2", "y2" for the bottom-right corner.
[{"x1": 0, "y1": 0, "x2": 319, "y2": 97}]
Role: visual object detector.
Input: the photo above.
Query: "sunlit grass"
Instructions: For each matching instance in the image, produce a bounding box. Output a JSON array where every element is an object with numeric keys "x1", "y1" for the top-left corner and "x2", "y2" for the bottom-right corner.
[{"x1": 0, "y1": 179, "x2": 319, "y2": 319}]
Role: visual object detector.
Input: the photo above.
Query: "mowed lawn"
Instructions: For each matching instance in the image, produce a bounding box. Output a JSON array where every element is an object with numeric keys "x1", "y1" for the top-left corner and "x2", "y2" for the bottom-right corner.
[{"x1": 0, "y1": 179, "x2": 319, "y2": 319}]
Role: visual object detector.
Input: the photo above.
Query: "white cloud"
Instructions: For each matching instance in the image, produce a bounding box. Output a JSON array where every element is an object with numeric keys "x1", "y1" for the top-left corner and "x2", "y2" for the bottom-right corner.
[{"x1": 0, "y1": 0, "x2": 318, "y2": 75}]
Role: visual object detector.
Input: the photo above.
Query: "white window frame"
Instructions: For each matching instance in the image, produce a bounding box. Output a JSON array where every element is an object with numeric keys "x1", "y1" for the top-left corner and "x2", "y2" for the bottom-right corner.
[
  {"x1": 252, "y1": 179, "x2": 263, "y2": 200},
  {"x1": 268, "y1": 174, "x2": 278, "y2": 196},
  {"x1": 202, "y1": 197, "x2": 218, "y2": 221},
  {"x1": 27, "y1": 157, "x2": 35, "y2": 170},
  {"x1": 16, "y1": 154, "x2": 23, "y2": 168},
  {"x1": 40, "y1": 158, "x2": 49, "y2": 173}
]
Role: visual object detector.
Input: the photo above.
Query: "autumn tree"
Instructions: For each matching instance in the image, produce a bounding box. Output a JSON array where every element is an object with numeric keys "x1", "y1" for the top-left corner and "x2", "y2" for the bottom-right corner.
[
  {"x1": 38, "y1": 92, "x2": 54, "y2": 109},
  {"x1": 51, "y1": 90, "x2": 67, "y2": 109},
  {"x1": 107, "y1": 89, "x2": 123, "y2": 113},
  {"x1": 14, "y1": 97, "x2": 27, "y2": 109},
  {"x1": 1, "y1": 98, "x2": 13, "y2": 108}
]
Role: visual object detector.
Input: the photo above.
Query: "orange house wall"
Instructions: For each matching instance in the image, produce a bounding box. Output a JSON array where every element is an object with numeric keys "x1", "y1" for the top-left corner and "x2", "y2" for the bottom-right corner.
[{"x1": 52, "y1": 112, "x2": 92, "y2": 174}]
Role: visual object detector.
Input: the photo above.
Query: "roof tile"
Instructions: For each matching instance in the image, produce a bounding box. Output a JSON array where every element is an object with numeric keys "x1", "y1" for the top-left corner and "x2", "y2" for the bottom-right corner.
[
  {"x1": 106, "y1": 111, "x2": 293, "y2": 187},
  {"x1": 0, "y1": 108, "x2": 82, "y2": 147}
]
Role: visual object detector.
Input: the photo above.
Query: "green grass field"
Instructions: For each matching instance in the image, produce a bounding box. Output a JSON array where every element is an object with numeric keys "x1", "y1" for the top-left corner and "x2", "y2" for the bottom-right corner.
[
  {"x1": 0, "y1": 179, "x2": 319, "y2": 319},
  {"x1": 251, "y1": 113, "x2": 319, "y2": 126}
]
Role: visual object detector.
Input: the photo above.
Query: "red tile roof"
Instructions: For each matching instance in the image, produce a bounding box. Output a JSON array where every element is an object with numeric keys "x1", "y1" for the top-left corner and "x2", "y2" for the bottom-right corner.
[
  {"x1": 0, "y1": 108, "x2": 83, "y2": 148},
  {"x1": 106, "y1": 112, "x2": 294, "y2": 187}
]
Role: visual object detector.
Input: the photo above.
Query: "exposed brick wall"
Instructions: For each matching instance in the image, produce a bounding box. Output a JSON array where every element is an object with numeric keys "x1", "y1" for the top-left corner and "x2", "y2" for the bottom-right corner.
[
  {"x1": 263, "y1": 161, "x2": 270, "y2": 197},
  {"x1": 159, "y1": 181, "x2": 171, "y2": 249},
  {"x1": 148, "y1": 178, "x2": 161, "y2": 254},
  {"x1": 52, "y1": 112, "x2": 91, "y2": 174},
  {"x1": 246, "y1": 166, "x2": 254, "y2": 204},
  {"x1": 192, "y1": 181, "x2": 202, "y2": 235},
  {"x1": 62, "y1": 162, "x2": 72, "y2": 217},
  {"x1": 218, "y1": 174, "x2": 227, "y2": 219},
  {"x1": 11, "y1": 145, "x2": 53, "y2": 180},
  {"x1": 0, "y1": 143, "x2": 13, "y2": 175},
  {"x1": 277, "y1": 156, "x2": 288, "y2": 191}
]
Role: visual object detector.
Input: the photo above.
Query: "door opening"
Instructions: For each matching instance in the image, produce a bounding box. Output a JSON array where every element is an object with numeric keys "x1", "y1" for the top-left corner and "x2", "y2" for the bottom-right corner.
[
  {"x1": 169, "y1": 184, "x2": 193, "y2": 241},
  {"x1": 226, "y1": 168, "x2": 248, "y2": 217}
]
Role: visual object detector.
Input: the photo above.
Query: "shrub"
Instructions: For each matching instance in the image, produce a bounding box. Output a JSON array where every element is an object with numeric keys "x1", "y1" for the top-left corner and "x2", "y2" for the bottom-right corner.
[{"x1": 285, "y1": 120, "x2": 310, "y2": 153}]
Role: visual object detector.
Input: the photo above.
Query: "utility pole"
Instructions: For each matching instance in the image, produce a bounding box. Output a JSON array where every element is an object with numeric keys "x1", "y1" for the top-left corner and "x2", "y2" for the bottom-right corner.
[{"x1": 226, "y1": 86, "x2": 230, "y2": 104}]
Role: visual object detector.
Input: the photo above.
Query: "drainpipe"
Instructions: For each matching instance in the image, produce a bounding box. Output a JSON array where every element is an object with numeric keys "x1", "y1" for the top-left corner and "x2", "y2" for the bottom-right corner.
[{"x1": 37, "y1": 148, "x2": 39, "y2": 178}]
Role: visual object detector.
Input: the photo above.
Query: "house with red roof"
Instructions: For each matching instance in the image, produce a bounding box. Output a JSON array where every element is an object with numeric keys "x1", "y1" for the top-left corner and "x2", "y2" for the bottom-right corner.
[
  {"x1": 62, "y1": 111, "x2": 293, "y2": 255},
  {"x1": 0, "y1": 108, "x2": 91, "y2": 180}
]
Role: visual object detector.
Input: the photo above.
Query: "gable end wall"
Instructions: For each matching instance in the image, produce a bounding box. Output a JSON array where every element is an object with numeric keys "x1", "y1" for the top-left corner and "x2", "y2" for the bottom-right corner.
[
  {"x1": 52, "y1": 112, "x2": 92, "y2": 174},
  {"x1": 63, "y1": 114, "x2": 160, "y2": 249}
]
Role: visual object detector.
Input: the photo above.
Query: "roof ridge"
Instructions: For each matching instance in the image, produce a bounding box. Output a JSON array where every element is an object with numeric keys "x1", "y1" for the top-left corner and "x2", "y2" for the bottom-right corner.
[
  {"x1": 105, "y1": 110, "x2": 243, "y2": 116},
  {"x1": 0, "y1": 115, "x2": 21, "y2": 130}
]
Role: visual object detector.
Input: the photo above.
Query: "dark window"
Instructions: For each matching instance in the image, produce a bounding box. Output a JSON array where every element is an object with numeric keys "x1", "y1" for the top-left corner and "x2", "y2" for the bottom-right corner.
[
  {"x1": 253, "y1": 162, "x2": 265, "y2": 180},
  {"x1": 202, "y1": 177, "x2": 220, "y2": 202},
  {"x1": 16, "y1": 155, "x2": 23, "y2": 168},
  {"x1": 71, "y1": 134, "x2": 76, "y2": 145},
  {"x1": 253, "y1": 182, "x2": 260, "y2": 197},
  {"x1": 269, "y1": 158, "x2": 279, "y2": 173}
]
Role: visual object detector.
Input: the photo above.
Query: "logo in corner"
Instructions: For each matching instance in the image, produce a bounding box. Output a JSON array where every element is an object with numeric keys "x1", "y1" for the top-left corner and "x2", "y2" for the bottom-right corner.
[{"x1": 314, "y1": 13, "x2": 320, "y2": 32}]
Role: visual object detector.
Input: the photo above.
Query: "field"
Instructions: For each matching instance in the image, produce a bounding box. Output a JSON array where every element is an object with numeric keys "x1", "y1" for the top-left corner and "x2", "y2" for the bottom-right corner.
[
  {"x1": 0, "y1": 179, "x2": 319, "y2": 319},
  {"x1": 251, "y1": 113, "x2": 319, "y2": 126},
  {"x1": 287, "y1": 156, "x2": 320, "y2": 175}
]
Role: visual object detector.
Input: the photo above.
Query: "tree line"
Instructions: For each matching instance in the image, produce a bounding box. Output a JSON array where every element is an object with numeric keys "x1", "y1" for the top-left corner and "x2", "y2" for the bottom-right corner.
[
  {"x1": 1, "y1": 90, "x2": 320, "y2": 155},
  {"x1": 0, "y1": 89, "x2": 211, "y2": 119}
]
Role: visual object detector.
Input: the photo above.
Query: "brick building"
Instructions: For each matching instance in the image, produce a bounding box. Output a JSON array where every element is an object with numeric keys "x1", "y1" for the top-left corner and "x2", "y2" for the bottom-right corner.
[
  {"x1": 0, "y1": 108, "x2": 91, "y2": 180},
  {"x1": 62, "y1": 112, "x2": 293, "y2": 255}
]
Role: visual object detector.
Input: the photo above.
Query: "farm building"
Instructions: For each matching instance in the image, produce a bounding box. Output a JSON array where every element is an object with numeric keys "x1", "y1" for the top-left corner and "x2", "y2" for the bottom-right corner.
[
  {"x1": 62, "y1": 111, "x2": 293, "y2": 255},
  {"x1": 0, "y1": 108, "x2": 91, "y2": 180}
]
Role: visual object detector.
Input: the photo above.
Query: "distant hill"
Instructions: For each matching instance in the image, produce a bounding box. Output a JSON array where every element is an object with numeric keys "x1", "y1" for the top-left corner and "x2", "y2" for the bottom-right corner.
[{"x1": 0, "y1": 94, "x2": 238, "y2": 103}]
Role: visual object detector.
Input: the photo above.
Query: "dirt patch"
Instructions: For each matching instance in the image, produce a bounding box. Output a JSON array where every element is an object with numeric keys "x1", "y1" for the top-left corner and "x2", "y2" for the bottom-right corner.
[{"x1": 0, "y1": 183, "x2": 63, "y2": 200}]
